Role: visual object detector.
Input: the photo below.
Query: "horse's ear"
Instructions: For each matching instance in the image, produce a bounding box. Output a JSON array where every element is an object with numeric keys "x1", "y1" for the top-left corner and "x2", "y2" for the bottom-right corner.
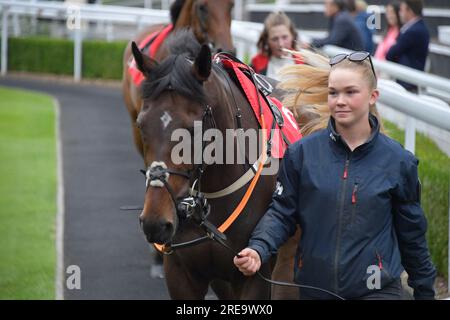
[
  {"x1": 131, "y1": 41, "x2": 157, "y2": 77},
  {"x1": 192, "y1": 44, "x2": 211, "y2": 82}
]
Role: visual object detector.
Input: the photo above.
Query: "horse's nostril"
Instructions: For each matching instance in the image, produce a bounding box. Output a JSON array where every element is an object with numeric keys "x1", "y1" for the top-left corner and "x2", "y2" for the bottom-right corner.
[{"x1": 161, "y1": 221, "x2": 173, "y2": 234}]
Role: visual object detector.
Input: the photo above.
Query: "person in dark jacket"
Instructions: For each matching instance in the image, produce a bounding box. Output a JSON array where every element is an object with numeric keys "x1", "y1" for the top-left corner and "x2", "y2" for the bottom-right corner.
[
  {"x1": 234, "y1": 51, "x2": 436, "y2": 300},
  {"x1": 347, "y1": 0, "x2": 375, "y2": 54},
  {"x1": 251, "y1": 11, "x2": 303, "y2": 79},
  {"x1": 309, "y1": 0, "x2": 364, "y2": 51},
  {"x1": 386, "y1": 0, "x2": 429, "y2": 92}
]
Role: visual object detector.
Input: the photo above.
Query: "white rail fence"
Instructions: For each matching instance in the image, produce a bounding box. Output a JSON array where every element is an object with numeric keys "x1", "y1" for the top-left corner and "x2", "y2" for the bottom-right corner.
[{"x1": 1, "y1": 1, "x2": 450, "y2": 293}]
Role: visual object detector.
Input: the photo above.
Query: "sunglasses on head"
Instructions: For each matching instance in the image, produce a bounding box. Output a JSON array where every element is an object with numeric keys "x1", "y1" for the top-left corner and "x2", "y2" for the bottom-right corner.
[{"x1": 329, "y1": 51, "x2": 376, "y2": 79}]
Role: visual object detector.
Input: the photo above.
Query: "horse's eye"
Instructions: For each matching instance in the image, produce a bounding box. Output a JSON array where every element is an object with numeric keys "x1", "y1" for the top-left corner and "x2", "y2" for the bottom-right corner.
[{"x1": 198, "y1": 4, "x2": 208, "y2": 14}]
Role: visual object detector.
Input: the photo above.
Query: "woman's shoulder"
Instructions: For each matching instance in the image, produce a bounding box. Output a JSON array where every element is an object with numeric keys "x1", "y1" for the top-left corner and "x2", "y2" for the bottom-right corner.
[
  {"x1": 251, "y1": 53, "x2": 269, "y2": 65},
  {"x1": 291, "y1": 129, "x2": 328, "y2": 151},
  {"x1": 377, "y1": 133, "x2": 417, "y2": 164},
  {"x1": 251, "y1": 53, "x2": 269, "y2": 73}
]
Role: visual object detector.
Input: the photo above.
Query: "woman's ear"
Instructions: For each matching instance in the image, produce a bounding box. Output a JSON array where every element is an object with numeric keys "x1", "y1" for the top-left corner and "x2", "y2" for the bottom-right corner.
[{"x1": 369, "y1": 88, "x2": 380, "y2": 106}]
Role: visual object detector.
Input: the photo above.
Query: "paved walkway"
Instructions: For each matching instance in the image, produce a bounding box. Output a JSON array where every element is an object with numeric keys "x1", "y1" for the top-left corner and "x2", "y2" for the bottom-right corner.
[{"x1": 0, "y1": 76, "x2": 169, "y2": 299}]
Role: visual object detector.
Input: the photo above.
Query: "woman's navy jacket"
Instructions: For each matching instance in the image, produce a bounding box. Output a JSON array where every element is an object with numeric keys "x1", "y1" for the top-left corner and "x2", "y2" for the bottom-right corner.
[{"x1": 249, "y1": 115, "x2": 436, "y2": 299}]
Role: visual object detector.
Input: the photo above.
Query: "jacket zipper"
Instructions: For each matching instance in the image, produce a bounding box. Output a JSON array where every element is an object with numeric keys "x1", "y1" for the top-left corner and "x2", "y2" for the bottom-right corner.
[
  {"x1": 350, "y1": 183, "x2": 358, "y2": 225},
  {"x1": 334, "y1": 157, "x2": 350, "y2": 293},
  {"x1": 343, "y1": 159, "x2": 349, "y2": 179}
]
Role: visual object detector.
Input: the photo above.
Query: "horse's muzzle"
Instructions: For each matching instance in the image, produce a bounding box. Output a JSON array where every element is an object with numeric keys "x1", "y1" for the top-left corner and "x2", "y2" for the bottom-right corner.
[{"x1": 140, "y1": 215, "x2": 175, "y2": 245}]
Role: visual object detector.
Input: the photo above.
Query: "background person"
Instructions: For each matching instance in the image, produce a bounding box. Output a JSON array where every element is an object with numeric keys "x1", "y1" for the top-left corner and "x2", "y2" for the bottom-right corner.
[
  {"x1": 309, "y1": 0, "x2": 364, "y2": 51},
  {"x1": 386, "y1": 0, "x2": 430, "y2": 92},
  {"x1": 375, "y1": 1, "x2": 402, "y2": 60},
  {"x1": 347, "y1": 0, "x2": 375, "y2": 54},
  {"x1": 251, "y1": 11, "x2": 303, "y2": 80}
]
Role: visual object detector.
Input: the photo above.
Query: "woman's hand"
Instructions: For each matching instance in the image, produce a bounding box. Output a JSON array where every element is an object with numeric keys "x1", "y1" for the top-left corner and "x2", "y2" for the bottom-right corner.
[{"x1": 233, "y1": 248, "x2": 261, "y2": 276}]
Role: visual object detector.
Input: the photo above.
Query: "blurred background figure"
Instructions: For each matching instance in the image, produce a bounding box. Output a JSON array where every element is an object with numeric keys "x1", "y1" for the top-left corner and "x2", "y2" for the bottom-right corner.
[
  {"x1": 375, "y1": 1, "x2": 403, "y2": 60},
  {"x1": 386, "y1": 0, "x2": 430, "y2": 92},
  {"x1": 251, "y1": 11, "x2": 303, "y2": 80},
  {"x1": 309, "y1": 0, "x2": 363, "y2": 51},
  {"x1": 347, "y1": 0, "x2": 375, "y2": 54}
]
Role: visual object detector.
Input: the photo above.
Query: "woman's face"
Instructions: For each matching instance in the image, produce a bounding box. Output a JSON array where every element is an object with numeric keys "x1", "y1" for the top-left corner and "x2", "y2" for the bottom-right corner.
[
  {"x1": 267, "y1": 24, "x2": 294, "y2": 58},
  {"x1": 386, "y1": 5, "x2": 398, "y2": 27},
  {"x1": 328, "y1": 68, "x2": 378, "y2": 130}
]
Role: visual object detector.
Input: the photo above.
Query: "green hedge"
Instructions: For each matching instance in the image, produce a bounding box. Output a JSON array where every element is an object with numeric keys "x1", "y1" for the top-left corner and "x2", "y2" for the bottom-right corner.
[
  {"x1": 83, "y1": 40, "x2": 128, "y2": 79},
  {"x1": 385, "y1": 121, "x2": 449, "y2": 280},
  {"x1": 7, "y1": 37, "x2": 127, "y2": 80}
]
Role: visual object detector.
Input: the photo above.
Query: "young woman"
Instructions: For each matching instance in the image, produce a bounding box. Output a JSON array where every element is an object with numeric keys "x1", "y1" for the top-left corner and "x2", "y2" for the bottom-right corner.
[
  {"x1": 375, "y1": 2, "x2": 402, "y2": 60},
  {"x1": 234, "y1": 51, "x2": 436, "y2": 300},
  {"x1": 251, "y1": 11, "x2": 303, "y2": 80}
]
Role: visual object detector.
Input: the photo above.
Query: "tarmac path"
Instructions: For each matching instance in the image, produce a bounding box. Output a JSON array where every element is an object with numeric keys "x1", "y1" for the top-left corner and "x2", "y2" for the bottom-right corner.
[{"x1": 0, "y1": 76, "x2": 169, "y2": 299}]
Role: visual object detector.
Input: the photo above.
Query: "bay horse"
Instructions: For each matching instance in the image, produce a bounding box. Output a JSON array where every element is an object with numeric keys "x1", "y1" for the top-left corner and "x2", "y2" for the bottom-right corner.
[
  {"x1": 122, "y1": 0, "x2": 235, "y2": 157},
  {"x1": 130, "y1": 29, "x2": 289, "y2": 299}
]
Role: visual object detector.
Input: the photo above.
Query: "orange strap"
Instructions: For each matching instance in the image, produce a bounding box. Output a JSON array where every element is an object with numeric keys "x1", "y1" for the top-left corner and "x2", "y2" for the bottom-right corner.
[
  {"x1": 218, "y1": 116, "x2": 267, "y2": 232},
  {"x1": 153, "y1": 114, "x2": 268, "y2": 253}
]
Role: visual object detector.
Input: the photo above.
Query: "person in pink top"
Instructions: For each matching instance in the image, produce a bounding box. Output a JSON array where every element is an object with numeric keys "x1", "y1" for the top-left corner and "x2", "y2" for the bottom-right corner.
[{"x1": 375, "y1": 2, "x2": 403, "y2": 60}]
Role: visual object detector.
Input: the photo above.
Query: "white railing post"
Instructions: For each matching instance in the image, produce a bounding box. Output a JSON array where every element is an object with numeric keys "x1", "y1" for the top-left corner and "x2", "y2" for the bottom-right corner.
[
  {"x1": 1, "y1": 5, "x2": 8, "y2": 76},
  {"x1": 236, "y1": 40, "x2": 246, "y2": 62},
  {"x1": 144, "y1": 0, "x2": 152, "y2": 9},
  {"x1": 30, "y1": 0, "x2": 37, "y2": 32},
  {"x1": 404, "y1": 116, "x2": 416, "y2": 154},
  {"x1": 106, "y1": 22, "x2": 114, "y2": 42},
  {"x1": 275, "y1": 0, "x2": 290, "y2": 6},
  {"x1": 161, "y1": 0, "x2": 170, "y2": 11},
  {"x1": 12, "y1": 0, "x2": 20, "y2": 36},
  {"x1": 234, "y1": 0, "x2": 243, "y2": 20},
  {"x1": 74, "y1": 27, "x2": 82, "y2": 82}
]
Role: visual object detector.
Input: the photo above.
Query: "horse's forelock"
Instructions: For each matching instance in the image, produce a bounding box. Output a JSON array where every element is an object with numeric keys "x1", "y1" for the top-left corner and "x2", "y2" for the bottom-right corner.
[
  {"x1": 167, "y1": 29, "x2": 201, "y2": 57},
  {"x1": 142, "y1": 51, "x2": 206, "y2": 106}
]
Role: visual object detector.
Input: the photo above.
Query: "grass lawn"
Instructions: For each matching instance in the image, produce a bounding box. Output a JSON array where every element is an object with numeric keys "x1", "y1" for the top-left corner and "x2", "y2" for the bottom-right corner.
[
  {"x1": 384, "y1": 120, "x2": 450, "y2": 282},
  {"x1": 0, "y1": 86, "x2": 57, "y2": 299}
]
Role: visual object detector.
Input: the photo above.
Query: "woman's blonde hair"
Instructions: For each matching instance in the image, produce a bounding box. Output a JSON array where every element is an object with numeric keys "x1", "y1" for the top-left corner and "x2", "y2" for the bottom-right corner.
[{"x1": 278, "y1": 49, "x2": 384, "y2": 136}]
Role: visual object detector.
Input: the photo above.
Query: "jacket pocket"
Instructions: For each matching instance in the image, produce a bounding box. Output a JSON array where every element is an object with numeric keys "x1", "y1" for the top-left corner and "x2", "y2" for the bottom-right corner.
[{"x1": 376, "y1": 250, "x2": 394, "y2": 285}]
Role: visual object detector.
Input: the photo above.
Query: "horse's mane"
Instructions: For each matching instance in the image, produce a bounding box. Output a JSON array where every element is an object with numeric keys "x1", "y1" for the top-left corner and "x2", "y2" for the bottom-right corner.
[
  {"x1": 174, "y1": 0, "x2": 195, "y2": 27},
  {"x1": 170, "y1": 0, "x2": 185, "y2": 25},
  {"x1": 141, "y1": 29, "x2": 206, "y2": 105}
]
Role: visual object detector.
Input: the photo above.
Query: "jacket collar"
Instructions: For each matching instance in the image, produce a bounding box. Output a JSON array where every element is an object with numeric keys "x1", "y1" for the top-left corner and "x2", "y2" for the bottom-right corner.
[
  {"x1": 400, "y1": 17, "x2": 421, "y2": 34},
  {"x1": 327, "y1": 113, "x2": 380, "y2": 156}
]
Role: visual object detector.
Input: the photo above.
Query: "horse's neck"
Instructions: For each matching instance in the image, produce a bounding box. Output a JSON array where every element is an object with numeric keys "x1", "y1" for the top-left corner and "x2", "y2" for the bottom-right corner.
[
  {"x1": 174, "y1": 0, "x2": 194, "y2": 29},
  {"x1": 199, "y1": 71, "x2": 259, "y2": 193}
]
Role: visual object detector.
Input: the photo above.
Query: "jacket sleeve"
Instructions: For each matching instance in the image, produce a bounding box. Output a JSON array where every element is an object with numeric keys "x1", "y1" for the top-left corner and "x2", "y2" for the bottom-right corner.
[
  {"x1": 392, "y1": 154, "x2": 436, "y2": 300},
  {"x1": 386, "y1": 30, "x2": 414, "y2": 62},
  {"x1": 312, "y1": 16, "x2": 349, "y2": 48},
  {"x1": 248, "y1": 145, "x2": 301, "y2": 264}
]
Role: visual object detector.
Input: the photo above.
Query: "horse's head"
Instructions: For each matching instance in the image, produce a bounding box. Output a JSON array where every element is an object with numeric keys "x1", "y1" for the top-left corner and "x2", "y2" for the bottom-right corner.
[
  {"x1": 175, "y1": 0, "x2": 235, "y2": 54},
  {"x1": 131, "y1": 31, "x2": 215, "y2": 245}
]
